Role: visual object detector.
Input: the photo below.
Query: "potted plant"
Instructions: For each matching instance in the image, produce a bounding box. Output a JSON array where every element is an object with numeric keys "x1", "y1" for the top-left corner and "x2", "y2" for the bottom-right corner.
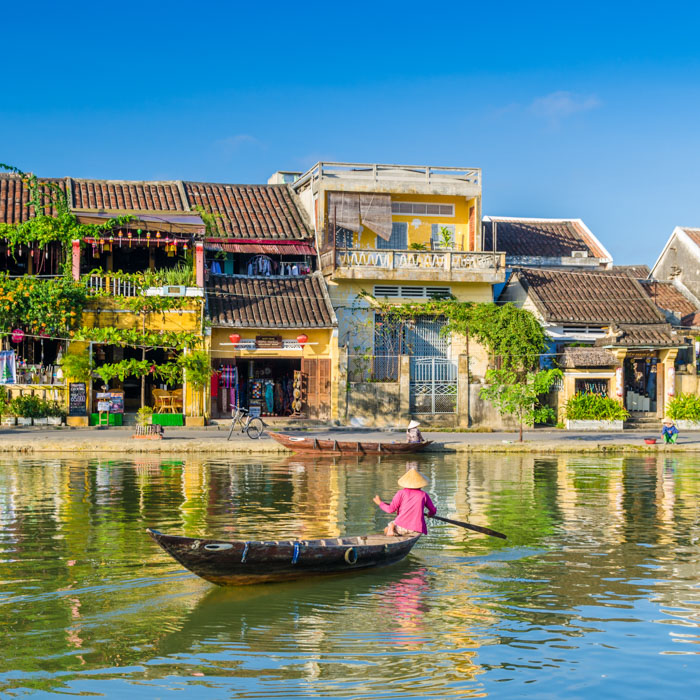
[
  {"x1": 12, "y1": 394, "x2": 44, "y2": 426},
  {"x1": 0, "y1": 387, "x2": 15, "y2": 426},
  {"x1": 46, "y1": 400, "x2": 66, "y2": 426},
  {"x1": 667, "y1": 393, "x2": 700, "y2": 429},
  {"x1": 33, "y1": 398, "x2": 50, "y2": 425},
  {"x1": 563, "y1": 392, "x2": 629, "y2": 431},
  {"x1": 133, "y1": 405, "x2": 163, "y2": 439},
  {"x1": 183, "y1": 350, "x2": 213, "y2": 426}
]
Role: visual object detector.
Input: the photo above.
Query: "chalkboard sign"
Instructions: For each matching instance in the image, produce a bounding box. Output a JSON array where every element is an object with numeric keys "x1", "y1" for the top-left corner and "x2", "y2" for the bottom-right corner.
[{"x1": 69, "y1": 382, "x2": 87, "y2": 416}]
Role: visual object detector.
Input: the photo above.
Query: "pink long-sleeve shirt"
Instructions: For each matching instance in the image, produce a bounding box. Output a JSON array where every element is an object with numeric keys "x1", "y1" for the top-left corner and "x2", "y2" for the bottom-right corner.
[{"x1": 379, "y1": 488, "x2": 437, "y2": 534}]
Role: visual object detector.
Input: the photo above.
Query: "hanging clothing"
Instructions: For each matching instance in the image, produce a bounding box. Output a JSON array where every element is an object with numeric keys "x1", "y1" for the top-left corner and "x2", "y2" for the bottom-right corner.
[{"x1": 211, "y1": 261, "x2": 222, "y2": 274}]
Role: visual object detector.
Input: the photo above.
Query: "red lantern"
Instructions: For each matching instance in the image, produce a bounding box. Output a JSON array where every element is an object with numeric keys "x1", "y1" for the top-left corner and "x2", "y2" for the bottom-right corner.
[
  {"x1": 229, "y1": 333, "x2": 241, "y2": 345},
  {"x1": 297, "y1": 333, "x2": 308, "y2": 347}
]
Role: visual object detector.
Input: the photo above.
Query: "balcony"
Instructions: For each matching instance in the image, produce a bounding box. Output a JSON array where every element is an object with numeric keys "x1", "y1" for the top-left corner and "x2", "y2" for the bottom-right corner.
[
  {"x1": 84, "y1": 274, "x2": 203, "y2": 298},
  {"x1": 321, "y1": 249, "x2": 506, "y2": 284},
  {"x1": 293, "y1": 162, "x2": 481, "y2": 198}
]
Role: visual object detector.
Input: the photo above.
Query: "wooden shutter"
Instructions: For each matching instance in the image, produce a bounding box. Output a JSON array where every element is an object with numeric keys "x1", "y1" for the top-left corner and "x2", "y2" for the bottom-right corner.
[{"x1": 301, "y1": 358, "x2": 331, "y2": 420}]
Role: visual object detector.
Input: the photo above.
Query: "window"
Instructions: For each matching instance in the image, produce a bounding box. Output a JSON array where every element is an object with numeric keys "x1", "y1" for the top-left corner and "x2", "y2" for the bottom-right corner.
[
  {"x1": 377, "y1": 222, "x2": 407, "y2": 250},
  {"x1": 335, "y1": 227, "x2": 354, "y2": 249},
  {"x1": 431, "y1": 224, "x2": 456, "y2": 249},
  {"x1": 392, "y1": 202, "x2": 455, "y2": 217},
  {"x1": 373, "y1": 285, "x2": 451, "y2": 299}
]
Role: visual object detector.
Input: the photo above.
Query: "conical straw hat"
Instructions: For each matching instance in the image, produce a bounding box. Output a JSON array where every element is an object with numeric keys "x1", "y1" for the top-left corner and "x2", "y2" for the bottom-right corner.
[{"x1": 398, "y1": 468, "x2": 428, "y2": 489}]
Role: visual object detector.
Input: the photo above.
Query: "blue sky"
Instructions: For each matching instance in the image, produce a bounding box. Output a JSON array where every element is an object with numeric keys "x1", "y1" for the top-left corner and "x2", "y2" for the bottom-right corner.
[{"x1": 3, "y1": 1, "x2": 700, "y2": 265}]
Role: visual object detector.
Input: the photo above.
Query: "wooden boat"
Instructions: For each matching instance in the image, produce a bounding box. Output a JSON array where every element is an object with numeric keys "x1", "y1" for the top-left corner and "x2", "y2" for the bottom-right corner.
[
  {"x1": 147, "y1": 528, "x2": 420, "y2": 585},
  {"x1": 267, "y1": 431, "x2": 433, "y2": 455}
]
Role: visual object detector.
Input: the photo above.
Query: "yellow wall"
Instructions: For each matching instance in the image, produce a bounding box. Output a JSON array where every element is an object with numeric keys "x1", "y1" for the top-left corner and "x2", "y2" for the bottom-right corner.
[
  {"x1": 349, "y1": 194, "x2": 479, "y2": 251},
  {"x1": 83, "y1": 298, "x2": 201, "y2": 333},
  {"x1": 210, "y1": 327, "x2": 334, "y2": 359}
]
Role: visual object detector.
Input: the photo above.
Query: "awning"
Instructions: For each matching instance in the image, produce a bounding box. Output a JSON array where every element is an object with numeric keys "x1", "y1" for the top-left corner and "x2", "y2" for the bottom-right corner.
[
  {"x1": 204, "y1": 239, "x2": 316, "y2": 255},
  {"x1": 73, "y1": 210, "x2": 205, "y2": 235}
]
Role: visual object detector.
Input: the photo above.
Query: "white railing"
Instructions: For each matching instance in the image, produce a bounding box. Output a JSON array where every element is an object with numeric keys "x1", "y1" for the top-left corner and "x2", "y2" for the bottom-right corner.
[
  {"x1": 335, "y1": 249, "x2": 502, "y2": 272},
  {"x1": 85, "y1": 275, "x2": 142, "y2": 297},
  {"x1": 294, "y1": 162, "x2": 481, "y2": 189}
]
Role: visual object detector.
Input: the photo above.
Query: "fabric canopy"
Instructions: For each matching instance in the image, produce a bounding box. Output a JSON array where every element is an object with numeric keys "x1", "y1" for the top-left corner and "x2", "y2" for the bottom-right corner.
[{"x1": 328, "y1": 192, "x2": 393, "y2": 240}]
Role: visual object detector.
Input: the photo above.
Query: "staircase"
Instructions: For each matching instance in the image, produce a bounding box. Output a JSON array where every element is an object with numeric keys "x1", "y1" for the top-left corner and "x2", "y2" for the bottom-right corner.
[{"x1": 624, "y1": 412, "x2": 661, "y2": 431}]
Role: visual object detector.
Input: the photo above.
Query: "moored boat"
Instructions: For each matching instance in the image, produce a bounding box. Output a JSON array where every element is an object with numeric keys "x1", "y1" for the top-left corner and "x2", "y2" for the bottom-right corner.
[
  {"x1": 267, "y1": 431, "x2": 433, "y2": 455},
  {"x1": 147, "y1": 528, "x2": 420, "y2": 585}
]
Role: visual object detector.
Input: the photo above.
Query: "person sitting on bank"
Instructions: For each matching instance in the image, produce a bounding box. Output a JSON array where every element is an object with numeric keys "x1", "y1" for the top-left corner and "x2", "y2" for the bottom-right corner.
[
  {"x1": 662, "y1": 418, "x2": 679, "y2": 444},
  {"x1": 373, "y1": 467, "x2": 437, "y2": 537},
  {"x1": 406, "y1": 420, "x2": 423, "y2": 443}
]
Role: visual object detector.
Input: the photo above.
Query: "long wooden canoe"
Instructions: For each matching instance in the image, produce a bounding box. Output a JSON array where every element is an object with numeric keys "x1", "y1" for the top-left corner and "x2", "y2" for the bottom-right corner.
[
  {"x1": 148, "y1": 528, "x2": 420, "y2": 585},
  {"x1": 267, "y1": 431, "x2": 433, "y2": 455}
]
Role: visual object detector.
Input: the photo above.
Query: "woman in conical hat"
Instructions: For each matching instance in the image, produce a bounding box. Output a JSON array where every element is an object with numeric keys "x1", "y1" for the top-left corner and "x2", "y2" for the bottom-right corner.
[
  {"x1": 406, "y1": 420, "x2": 424, "y2": 444},
  {"x1": 373, "y1": 466, "x2": 436, "y2": 537},
  {"x1": 661, "y1": 417, "x2": 679, "y2": 444}
]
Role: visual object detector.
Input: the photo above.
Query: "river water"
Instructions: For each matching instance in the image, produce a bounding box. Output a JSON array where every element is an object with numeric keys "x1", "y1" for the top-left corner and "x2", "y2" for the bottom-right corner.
[{"x1": 0, "y1": 453, "x2": 698, "y2": 698}]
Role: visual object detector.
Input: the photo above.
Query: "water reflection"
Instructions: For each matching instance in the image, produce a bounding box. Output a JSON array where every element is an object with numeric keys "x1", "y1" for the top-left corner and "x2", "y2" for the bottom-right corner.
[{"x1": 0, "y1": 453, "x2": 699, "y2": 697}]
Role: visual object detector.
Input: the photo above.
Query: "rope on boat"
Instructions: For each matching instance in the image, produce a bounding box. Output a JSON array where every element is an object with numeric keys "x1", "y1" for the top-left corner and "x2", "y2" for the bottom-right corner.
[
  {"x1": 292, "y1": 542, "x2": 300, "y2": 564},
  {"x1": 241, "y1": 542, "x2": 250, "y2": 563}
]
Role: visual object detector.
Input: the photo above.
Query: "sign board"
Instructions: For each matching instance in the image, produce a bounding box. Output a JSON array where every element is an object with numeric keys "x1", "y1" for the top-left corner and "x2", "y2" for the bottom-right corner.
[
  {"x1": 108, "y1": 391, "x2": 124, "y2": 414},
  {"x1": 256, "y1": 335, "x2": 283, "y2": 349},
  {"x1": 68, "y1": 382, "x2": 87, "y2": 416},
  {"x1": 96, "y1": 391, "x2": 124, "y2": 413}
]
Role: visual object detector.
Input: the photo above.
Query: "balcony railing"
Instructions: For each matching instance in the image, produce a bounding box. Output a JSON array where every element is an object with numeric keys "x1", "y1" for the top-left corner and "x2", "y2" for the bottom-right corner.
[
  {"x1": 334, "y1": 249, "x2": 502, "y2": 272},
  {"x1": 294, "y1": 162, "x2": 481, "y2": 190},
  {"x1": 86, "y1": 274, "x2": 142, "y2": 297}
]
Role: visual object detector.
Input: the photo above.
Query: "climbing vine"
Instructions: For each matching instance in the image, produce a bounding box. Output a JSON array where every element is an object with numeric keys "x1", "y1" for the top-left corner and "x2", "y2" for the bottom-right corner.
[
  {"x1": 71, "y1": 327, "x2": 202, "y2": 350},
  {"x1": 0, "y1": 273, "x2": 88, "y2": 334}
]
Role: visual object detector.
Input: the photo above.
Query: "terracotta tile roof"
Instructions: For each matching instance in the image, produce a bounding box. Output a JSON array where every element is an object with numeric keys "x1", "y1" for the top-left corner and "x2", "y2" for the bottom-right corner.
[
  {"x1": 595, "y1": 323, "x2": 686, "y2": 348},
  {"x1": 1, "y1": 175, "x2": 310, "y2": 242},
  {"x1": 614, "y1": 264, "x2": 650, "y2": 279},
  {"x1": 515, "y1": 268, "x2": 666, "y2": 325},
  {"x1": 0, "y1": 174, "x2": 68, "y2": 224},
  {"x1": 70, "y1": 179, "x2": 186, "y2": 211},
  {"x1": 640, "y1": 281, "x2": 698, "y2": 316},
  {"x1": 680, "y1": 228, "x2": 700, "y2": 247},
  {"x1": 560, "y1": 347, "x2": 618, "y2": 368},
  {"x1": 184, "y1": 182, "x2": 310, "y2": 240},
  {"x1": 484, "y1": 217, "x2": 608, "y2": 259},
  {"x1": 206, "y1": 272, "x2": 335, "y2": 328}
]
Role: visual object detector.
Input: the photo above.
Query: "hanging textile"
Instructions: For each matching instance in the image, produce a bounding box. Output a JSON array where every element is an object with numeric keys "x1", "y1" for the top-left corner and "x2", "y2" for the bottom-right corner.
[
  {"x1": 0, "y1": 350, "x2": 17, "y2": 384},
  {"x1": 327, "y1": 192, "x2": 392, "y2": 240}
]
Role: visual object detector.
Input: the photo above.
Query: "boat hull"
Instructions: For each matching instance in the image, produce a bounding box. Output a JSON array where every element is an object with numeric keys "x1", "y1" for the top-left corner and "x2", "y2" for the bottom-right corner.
[
  {"x1": 267, "y1": 431, "x2": 433, "y2": 455},
  {"x1": 148, "y1": 529, "x2": 420, "y2": 585}
]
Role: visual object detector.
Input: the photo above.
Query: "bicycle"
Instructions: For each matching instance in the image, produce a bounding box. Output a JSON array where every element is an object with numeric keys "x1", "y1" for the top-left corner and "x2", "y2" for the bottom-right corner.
[{"x1": 227, "y1": 406, "x2": 265, "y2": 440}]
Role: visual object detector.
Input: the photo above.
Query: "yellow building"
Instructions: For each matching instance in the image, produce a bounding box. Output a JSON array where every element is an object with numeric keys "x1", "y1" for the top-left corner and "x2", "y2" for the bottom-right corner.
[{"x1": 290, "y1": 162, "x2": 506, "y2": 426}]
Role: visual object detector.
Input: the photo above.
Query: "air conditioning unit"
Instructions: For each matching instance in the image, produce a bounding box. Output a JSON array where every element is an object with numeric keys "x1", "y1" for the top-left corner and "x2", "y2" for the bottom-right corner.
[
  {"x1": 161, "y1": 285, "x2": 186, "y2": 296},
  {"x1": 571, "y1": 250, "x2": 589, "y2": 258}
]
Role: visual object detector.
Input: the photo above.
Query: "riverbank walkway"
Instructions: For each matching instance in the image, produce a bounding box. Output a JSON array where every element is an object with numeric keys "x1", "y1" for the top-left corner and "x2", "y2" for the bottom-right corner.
[{"x1": 2, "y1": 425, "x2": 700, "y2": 454}]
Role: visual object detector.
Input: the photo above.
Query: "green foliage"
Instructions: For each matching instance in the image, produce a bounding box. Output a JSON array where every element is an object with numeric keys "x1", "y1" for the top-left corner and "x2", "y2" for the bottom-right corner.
[
  {"x1": 72, "y1": 326, "x2": 200, "y2": 350},
  {"x1": 0, "y1": 164, "x2": 131, "y2": 270},
  {"x1": 480, "y1": 368, "x2": 563, "y2": 441},
  {"x1": 182, "y1": 350, "x2": 213, "y2": 391},
  {"x1": 408, "y1": 242, "x2": 428, "y2": 251},
  {"x1": 0, "y1": 387, "x2": 10, "y2": 415},
  {"x1": 666, "y1": 393, "x2": 700, "y2": 421},
  {"x1": 0, "y1": 274, "x2": 88, "y2": 334},
  {"x1": 439, "y1": 302, "x2": 547, "y2": 372},
  {"x1": 10, "y1": 394, "x2": 48, "y2": 418},
  {"x1": 60, "y1": 353, "x2": 94, "y2": 382},
  {"x1": 136, "y1": 405, "x2": 154, "y2": 427},
  {"x1": 87, "y1": 264, "x2": 195, "y2": 289},
  {"x1": 95, "y1": 359, "x2": 183, "y2": 386},
  {"x1": 563, "y1": 392, "x2": 630, "y2": 421},
  {"x1": 438, "y1": 225, "x2": 454, "y2": 249}
]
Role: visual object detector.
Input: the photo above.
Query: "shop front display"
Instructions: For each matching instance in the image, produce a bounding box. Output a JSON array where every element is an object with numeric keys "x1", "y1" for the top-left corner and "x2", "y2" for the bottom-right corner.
[{"x1": 212, "y1": 358, "x2": 299, "y2": 418}]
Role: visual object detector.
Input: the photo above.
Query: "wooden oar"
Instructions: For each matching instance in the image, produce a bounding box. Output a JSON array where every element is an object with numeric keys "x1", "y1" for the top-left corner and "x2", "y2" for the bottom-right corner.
[{"x1": 428, "y1": 514, "x2": 507, "y2": 539}]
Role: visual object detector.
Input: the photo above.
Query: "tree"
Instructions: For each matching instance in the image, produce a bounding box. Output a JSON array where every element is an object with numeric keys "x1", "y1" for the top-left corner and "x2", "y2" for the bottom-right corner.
[{"x1": 480, "y1": 368, "x2": 562, "y2": 442}]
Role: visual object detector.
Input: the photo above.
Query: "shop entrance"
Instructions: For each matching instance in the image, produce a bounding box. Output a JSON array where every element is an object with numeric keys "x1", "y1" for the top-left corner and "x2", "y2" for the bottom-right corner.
[
  {"x1": 212, "y1": 358, "x2": 300, "y2": 419},
  {"x1": 624, "y1": 355, "x2": 658, "y2": 413}
]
